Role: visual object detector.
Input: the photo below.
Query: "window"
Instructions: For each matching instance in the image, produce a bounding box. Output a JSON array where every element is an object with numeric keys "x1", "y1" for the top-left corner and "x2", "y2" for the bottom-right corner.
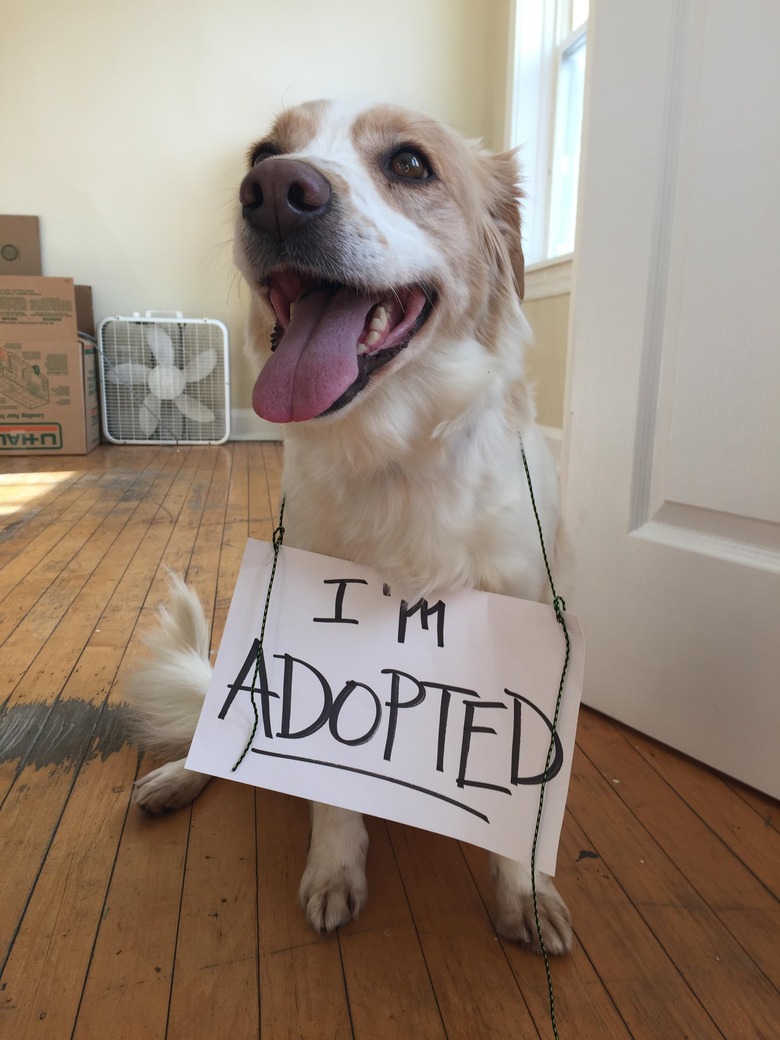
[{"x1": 507, "y1": 0, "x2": 589, "y2": 266}]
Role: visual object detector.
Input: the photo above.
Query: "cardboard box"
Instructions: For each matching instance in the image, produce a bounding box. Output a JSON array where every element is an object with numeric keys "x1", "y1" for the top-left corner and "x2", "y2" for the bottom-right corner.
[
  {"x1": 0, "y1": 216, "x2": 42, "y2": 276},
  {"x1": 0, "y1": 275, "x2": 100, "y2": 455},
  {"x1": 74, "y1": 284, "x2": 95, "y2": 337}
]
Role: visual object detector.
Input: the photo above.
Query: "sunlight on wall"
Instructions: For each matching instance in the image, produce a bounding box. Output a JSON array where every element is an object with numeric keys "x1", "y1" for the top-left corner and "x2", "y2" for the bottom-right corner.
[
  {"x1": 524, "y1": 293, "x2": 569, "y2": 430},
  {"x1": 1, "y1": 0, "x2": 511, "y2": 421}
]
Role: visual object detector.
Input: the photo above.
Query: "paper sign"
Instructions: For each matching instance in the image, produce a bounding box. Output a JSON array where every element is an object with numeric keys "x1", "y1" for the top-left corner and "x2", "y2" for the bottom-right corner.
[{"x1": 186, "y1": 539, "x2": 583, "y2": 874}]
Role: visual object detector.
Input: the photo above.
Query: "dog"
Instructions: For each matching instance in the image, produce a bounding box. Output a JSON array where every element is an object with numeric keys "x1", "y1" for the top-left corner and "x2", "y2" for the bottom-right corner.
[{"x1": 127, "y1": 100, "x2": 572, "y2": 954}]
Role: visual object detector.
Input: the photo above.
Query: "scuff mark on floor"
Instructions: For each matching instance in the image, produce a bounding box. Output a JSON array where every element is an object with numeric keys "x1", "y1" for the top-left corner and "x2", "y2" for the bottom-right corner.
[{"x1": 0, "y1": 699, "x2": 131, "y2": 769}]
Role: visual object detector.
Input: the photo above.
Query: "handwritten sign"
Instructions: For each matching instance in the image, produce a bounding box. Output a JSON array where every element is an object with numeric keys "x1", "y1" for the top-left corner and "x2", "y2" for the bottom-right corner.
[{"x1": 186, "y1": 540, "x2": 583, "y2": 874}]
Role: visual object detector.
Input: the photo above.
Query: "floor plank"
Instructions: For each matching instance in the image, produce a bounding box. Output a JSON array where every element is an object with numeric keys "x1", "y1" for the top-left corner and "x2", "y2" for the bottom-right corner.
[
  {"x1": 725, "y1": 779, "x2": 780, "y2": 835},
  {"x1": 569, "y1": 745, "x2": 779, "y2": 1039},
  {"x1": 0, "y1": 735, "x2": 136, "y2": 1039},
  {"x1": 620, "y1": 722, "x2": 780, "y2": 898},
  {"x1": 577, "y1": 710, "x2": 780, "y2": 989},
  {"x1": 70, "y1": 772, "x2": 191, "y2": 1040},
  {"x1": 166, "y1": 781, "x2": 259, "y2": 1040}
]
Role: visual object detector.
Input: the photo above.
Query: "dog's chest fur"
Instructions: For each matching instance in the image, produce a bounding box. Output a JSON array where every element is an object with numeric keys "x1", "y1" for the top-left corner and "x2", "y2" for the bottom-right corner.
[{"x1": 282, "y1": 414, "x2": 557, "y2": 605}]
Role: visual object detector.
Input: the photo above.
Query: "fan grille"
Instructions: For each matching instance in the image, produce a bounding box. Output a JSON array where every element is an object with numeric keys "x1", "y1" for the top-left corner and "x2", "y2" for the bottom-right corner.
[{"x1": 98, "y1": 317, "x2": 230, "y2": 444}]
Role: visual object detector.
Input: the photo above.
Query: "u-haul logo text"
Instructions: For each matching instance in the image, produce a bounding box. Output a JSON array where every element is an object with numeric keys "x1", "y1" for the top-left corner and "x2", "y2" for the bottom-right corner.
[{"x1": 0, "y1": 422, "x2": 63, "y2": 450}]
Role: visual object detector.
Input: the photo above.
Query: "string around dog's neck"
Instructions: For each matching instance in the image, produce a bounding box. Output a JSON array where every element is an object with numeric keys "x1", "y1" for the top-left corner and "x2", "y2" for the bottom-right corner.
[
  {"x1": 230, "y1": 499, "x2": 286, "y2": 773},
  {"x1": 520, "y1": 435, "x2": 570, "y2": 1040},
  {"x1": 232, "y1": 437, "x2": 569, "y2": 1040}
]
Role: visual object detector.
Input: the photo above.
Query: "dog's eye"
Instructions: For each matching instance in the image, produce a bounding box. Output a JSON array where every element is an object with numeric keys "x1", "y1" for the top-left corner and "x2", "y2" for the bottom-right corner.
[
  {"x1": 251, "y1": 146, "x2": 278, "y2": 166},
  {"x1": 389, "y1": 149, "x2": 431, "y2": 181}
]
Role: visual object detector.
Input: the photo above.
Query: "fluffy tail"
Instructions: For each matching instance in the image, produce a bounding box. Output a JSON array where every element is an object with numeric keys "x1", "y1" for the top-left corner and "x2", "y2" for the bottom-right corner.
[{"x1": 124, "y1": 572, "x2": 213, "y2": 759}]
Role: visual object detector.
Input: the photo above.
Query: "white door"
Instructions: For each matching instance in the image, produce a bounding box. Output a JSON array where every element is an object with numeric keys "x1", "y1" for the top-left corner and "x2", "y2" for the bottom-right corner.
[{"x1": 560, "y1": 0, "x2": 780, "y2": 795}]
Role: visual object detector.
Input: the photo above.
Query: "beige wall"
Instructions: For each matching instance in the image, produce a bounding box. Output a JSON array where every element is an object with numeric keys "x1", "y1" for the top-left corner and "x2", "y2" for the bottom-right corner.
[
  {"x1": 523, "y1": 293, "x2": 570, "y2": 431},
  {"x1": 0, "y1": 0, "x2": 511, "y2": 422}
]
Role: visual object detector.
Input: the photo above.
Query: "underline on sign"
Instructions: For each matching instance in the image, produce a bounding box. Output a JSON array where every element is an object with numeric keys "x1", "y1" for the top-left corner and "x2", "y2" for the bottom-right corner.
[{"x1": 250, "y1": 748, "x2": 489, "y2": 822}]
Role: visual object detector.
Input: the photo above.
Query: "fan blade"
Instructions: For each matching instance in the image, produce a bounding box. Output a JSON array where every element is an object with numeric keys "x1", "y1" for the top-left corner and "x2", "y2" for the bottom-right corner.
[
  {"x1": 145, "y1": 325, "x2": 175, "y2": 366},
  {"x1": 183, "y1": 348, "x2": 218, "y2": 383},
  {"x1": 107, "y1": 362, "x2": 150, "y2": 386},
  {"x1": 174, "y1": 393, "x2": 215, "y2": 423},
  {"x1": 138, "y1": 392, "x2": 162, "y2": 435}
]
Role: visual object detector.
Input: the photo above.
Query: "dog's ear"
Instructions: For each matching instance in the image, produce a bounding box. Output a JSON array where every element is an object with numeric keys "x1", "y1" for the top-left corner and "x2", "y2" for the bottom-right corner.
[{"x1": 484, "y1": 150, "x2": 525, "y2": 301}]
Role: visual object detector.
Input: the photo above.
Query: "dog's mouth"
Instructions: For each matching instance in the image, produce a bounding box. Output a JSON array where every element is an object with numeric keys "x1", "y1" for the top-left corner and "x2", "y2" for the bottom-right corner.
[{"x1": 252, "y1": 270, "x2": 434, "y2": 423}]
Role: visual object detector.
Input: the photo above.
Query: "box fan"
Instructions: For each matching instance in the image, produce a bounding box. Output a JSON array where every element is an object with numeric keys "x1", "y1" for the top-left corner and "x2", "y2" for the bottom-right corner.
[{"x1": 97, "y1": 312, "x2": 230, "y2": 444}]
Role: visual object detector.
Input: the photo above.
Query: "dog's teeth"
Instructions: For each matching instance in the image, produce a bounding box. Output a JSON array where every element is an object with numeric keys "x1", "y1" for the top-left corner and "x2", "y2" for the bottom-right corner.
[
  {"x1": 364, "y1": 330, "x2": 382, "y2": 348},
  {"x1": 357, "y1": 342, "x2": 368, "y2": 355},
  {"x1": 369, "y1": 305, "x2": 389, "y2": 333}
]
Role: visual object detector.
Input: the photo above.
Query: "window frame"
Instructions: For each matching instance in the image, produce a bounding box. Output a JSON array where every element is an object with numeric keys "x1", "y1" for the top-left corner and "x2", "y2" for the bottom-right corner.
[{"x1": 505, "y1": 0, "x2": 588, "y2": 273}]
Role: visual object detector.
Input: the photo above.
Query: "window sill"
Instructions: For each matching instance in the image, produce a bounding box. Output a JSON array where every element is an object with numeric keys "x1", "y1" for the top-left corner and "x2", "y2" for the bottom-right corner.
[{"x1": 524, "y1": 254, "x2": 573, "y2": 301}]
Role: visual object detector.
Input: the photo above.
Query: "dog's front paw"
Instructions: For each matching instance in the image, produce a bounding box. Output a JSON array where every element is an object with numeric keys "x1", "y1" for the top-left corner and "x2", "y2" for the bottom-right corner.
[
  {"x1": 133, "y1": 758, "x2": 211, "y2": 814},
  {"x1": 495, "y1": 881, "x2": 573, "y2": 954},
  {"x1": 299, "y1": 862, "x2": 368, "y2": 932},
  {"x1": 491, "y1": 856, "x2": 573, "y2": 955},
  {"x1": 299, "y1": 804, "x2": 368, "y2": 932}
]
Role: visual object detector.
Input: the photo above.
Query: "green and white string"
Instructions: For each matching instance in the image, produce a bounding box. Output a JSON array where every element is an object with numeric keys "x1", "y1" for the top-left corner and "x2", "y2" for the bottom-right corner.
[
  {"x1": 231, "y1": 498, "x2": 286, "y2": 772},
  {"x1": 521, "y1": 436, "x2": 571, "y2": 1040}
]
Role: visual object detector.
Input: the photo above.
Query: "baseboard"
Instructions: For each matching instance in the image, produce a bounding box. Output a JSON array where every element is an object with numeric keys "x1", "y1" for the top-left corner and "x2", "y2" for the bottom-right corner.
[
  {"x1": 230, "y1": 408, "x2": 283, "y2": 441},
  {"x1": 539, "y1": 424, "x2": 563, "y2": 463}
]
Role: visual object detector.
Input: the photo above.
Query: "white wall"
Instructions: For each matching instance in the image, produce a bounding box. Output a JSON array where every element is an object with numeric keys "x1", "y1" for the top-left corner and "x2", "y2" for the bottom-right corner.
[{"x1": 1, "y1": 0, "x2": 510, "y2": 425}]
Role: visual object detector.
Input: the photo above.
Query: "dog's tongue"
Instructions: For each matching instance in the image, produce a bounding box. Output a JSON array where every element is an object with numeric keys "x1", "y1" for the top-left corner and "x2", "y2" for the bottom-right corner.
[{"x1": 253, "y1": 287, "x2": 376, "y2": 422}]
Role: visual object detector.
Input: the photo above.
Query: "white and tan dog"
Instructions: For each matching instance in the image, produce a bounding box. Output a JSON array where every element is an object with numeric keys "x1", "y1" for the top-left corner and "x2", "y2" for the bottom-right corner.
[{"x1": 128, "y1": 100, "x2": 572, "y2": 954}]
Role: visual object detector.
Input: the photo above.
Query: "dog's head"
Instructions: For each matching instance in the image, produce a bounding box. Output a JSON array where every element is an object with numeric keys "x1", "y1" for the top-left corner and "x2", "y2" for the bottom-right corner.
[{"x1": 235, "y1": 100, "x2": 529, "y2": 428}]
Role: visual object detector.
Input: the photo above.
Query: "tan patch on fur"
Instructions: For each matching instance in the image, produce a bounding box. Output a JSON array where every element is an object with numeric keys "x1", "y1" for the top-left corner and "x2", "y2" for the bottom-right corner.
[
  {"x1": 351, "y1": 105, "x2": 525, "y2": 330},
  {"x1": 245, "y1": 99, "x2": 330, "y2": 165}
]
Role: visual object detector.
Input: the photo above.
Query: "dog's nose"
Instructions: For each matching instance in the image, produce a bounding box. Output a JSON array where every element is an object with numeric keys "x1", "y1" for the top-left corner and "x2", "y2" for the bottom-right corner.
[{"x1": 239, "y1": 158, "x2": 332, "y2": 240}]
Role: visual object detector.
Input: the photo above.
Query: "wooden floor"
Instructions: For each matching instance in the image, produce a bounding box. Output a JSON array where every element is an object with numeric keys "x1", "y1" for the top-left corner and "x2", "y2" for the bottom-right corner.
[{"x1": 0, "y1": 443, "x2": 778, "y2": 1040}]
